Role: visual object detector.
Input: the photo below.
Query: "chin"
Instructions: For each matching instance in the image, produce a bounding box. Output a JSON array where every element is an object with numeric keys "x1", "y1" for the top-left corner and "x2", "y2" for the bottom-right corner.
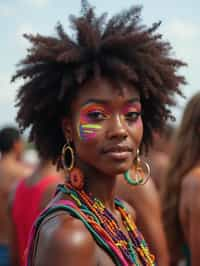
[{"x1": 102, "y1": 164, "x2": 131, "y2": 177}]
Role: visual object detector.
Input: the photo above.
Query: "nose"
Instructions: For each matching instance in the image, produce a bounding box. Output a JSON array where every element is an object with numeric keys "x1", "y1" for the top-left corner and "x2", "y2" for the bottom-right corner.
[{"x1": 106, "y1": 115, "x2": 128, "y2": 140}]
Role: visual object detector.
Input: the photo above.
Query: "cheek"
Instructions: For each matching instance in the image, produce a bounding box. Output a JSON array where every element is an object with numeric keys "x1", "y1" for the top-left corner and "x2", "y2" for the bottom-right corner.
[
  {"x1": 79, "y1": 124, "x2": 102, "y2": 141},
  {"x1": 77, "y1": 114, "x2": 102, "y2": 142},
  {"x1": 73, "y1": 131, "x2": 101, "y2": 164}
]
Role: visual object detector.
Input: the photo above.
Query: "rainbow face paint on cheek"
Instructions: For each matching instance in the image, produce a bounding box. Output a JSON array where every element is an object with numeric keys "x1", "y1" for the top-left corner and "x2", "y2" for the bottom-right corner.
[{"x1": 77, "y1": 104, "x2": 109, "y2": 141}]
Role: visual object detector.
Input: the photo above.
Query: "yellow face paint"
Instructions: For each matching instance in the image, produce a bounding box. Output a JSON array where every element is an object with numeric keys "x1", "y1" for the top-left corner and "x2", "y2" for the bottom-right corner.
[{"x1": 78, "y1": 103, "x2": 110, "y2": 141}]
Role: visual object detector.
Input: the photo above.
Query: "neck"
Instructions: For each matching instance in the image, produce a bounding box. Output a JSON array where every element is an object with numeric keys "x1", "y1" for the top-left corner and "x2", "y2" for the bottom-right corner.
[{"x1": 75, "y1": 160, "x2": 117, "y2": 212}]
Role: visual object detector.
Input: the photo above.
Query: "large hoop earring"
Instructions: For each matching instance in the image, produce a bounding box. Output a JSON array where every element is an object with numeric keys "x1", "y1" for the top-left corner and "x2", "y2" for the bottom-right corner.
[
  {"x1": 62, "y1": 140, "x2": 84, "y2": 190},
  {"x1": 124, "y1": 149, "x2": 150, "y2": 186},
  {"x1": 61, "y1": 140, "x2": 74, "y2": 171}
]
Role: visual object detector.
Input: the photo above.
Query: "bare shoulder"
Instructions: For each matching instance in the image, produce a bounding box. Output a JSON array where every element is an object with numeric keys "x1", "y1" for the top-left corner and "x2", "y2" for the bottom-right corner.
[
  {"x1": 117, "y1": 175, "x2": 160, "y2": 209},
  {"x1": 35, "y1": 212, "x2": 96, "y2": 266},
  {"x1": 181, "y1": 170, "x2": 200, "y2": 209},
  {"x1": 132, "y1": 177, "x2": 159, "y2": 203},
  {"x1": 13, "y1": 162, "x2": 33, "y2": 178},
  {"x1": 182, "y1": 170, "x2": 200, "y2": 193}
]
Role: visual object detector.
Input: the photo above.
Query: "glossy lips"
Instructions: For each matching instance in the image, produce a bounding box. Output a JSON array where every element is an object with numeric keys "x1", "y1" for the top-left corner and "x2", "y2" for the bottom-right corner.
[{"x1": 102, "y1": 145, "x2": 133, "y2": 160}]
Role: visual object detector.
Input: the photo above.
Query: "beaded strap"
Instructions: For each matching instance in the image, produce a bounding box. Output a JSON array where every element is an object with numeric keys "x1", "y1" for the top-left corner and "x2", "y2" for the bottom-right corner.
[
  {"x1": 26, "y1": 184, "x2": 155, "y2": 266},
  {"x1": 26, "y1": 199, "x2": 124, "y2": 266}
]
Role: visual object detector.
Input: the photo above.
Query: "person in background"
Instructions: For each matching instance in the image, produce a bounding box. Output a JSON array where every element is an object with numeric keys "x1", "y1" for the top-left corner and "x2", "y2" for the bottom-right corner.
[
  {"x1": 162, "y1": 92, "x2": 200, "y2": 266},
  {"x1": 12, "y1": 0, "x2": 186, "y2": 265},
  {"x1": 147, "y1": 125, "x2": 175, "y2": 193},
  {"x1": 0, "y1": 126, "x2": 33, "y2": 266},
  {"x1": 116, "y1": 174, "x2": 169, "y2": 266},
  {"x1": 9, "y1": 156, "x2": 64, "y2": 266}
]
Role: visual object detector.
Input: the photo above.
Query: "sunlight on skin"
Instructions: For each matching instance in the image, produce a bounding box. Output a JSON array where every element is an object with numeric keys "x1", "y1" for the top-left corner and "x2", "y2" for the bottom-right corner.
[{"x1": 77, "y1": 102, "x2": 142, "y2": 141}]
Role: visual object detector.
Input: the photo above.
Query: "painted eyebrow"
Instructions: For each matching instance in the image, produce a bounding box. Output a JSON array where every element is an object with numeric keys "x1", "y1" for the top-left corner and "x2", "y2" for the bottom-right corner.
[{"x1": 81, "y1": 97, "x2": 141, "y2": 107}]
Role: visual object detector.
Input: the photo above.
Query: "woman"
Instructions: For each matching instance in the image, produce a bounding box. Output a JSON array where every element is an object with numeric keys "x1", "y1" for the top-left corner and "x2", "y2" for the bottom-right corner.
[
  {"x1": 12, "y1": 1, "x2": 186, "y2": 265},
  {"x1": 162, "y1": 92, "x2": 200, "y2": 266}
]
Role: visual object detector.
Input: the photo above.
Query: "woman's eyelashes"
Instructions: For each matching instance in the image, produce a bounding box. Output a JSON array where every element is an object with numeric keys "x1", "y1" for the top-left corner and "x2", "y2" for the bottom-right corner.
[
  {"x1": 124, "y1": 111, "x2": 141, "y2": 121},
  {"x1": 81, "y1": 103, "x2": 142, "y2": 123},
  {"x1": 122, "y1": 103, "x2": 142, "y2": 122},
  {"x1": 81, "y1": 104, "x2": 111, "y2": 122},
  {"x1": 87, "y1": 110, "x2": 110, "y2": 121}
]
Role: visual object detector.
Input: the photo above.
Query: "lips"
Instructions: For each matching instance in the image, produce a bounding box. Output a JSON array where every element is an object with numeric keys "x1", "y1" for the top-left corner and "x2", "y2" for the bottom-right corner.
[{"x1": 102, "y1": 145, "x2": 133, "y2": 160}]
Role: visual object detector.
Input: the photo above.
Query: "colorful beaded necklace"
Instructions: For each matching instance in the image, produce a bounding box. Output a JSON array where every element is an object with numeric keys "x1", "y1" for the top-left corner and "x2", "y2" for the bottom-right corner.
[{"x1": 59, "y1": 182, "x2": 155, "y2": 266}]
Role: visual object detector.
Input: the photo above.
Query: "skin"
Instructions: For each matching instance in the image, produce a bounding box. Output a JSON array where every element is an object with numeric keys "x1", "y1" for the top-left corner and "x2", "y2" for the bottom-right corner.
[
  {"x1": 116, "y1": 174, "x2": 169, "y2": 266},
  {"x1": 147, "y1": 131, "x2": 174, "y2": 193},
  {"x1": 0, "y1": 139, "x2": 33, "y2": 245},
  {"x1": 179, "y1": 164, "x2": 200, "y2": 266},
  {"x1": 33, "y1": 77, "x2": 144, "y2": 266},
  {"x1": 9, "y1": 160, "x2": 64, "y2": 266}
]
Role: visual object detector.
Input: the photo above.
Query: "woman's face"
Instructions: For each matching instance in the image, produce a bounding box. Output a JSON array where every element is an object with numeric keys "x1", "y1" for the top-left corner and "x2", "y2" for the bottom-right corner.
[{"x1": 65, "y1": 77, "x2": 143, "y2": 177}]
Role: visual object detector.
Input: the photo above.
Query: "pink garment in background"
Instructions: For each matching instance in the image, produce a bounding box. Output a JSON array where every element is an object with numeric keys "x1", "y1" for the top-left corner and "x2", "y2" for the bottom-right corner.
[{"x1": 12, "y1": 176, "x2": 61, "y2": 266}]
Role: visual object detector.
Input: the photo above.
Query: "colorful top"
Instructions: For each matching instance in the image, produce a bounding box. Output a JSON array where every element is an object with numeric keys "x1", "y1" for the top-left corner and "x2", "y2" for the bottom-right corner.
[
  {"x1": 12, "y1": 175, "x2": 61, "y2": 266},
  {"x1": 26, "y1": 184, "x2": 156, "y2": 266}
]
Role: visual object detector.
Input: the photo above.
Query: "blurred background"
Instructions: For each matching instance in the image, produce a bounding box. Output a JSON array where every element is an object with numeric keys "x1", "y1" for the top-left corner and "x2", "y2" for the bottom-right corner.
[{"x1": 0, "y1": 0, "x2": 199, "y2": 129}]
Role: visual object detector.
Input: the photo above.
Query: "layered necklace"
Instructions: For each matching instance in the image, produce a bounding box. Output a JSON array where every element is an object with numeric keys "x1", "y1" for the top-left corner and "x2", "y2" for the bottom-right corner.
[{"x1": 59, "y1": 183, "x2": 155, "y2": 266}]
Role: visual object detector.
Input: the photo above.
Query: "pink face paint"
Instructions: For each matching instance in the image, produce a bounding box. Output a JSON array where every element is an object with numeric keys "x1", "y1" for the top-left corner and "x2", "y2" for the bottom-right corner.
[
  {"x1": 121, "y1": 102, "x2": 142, "y2": 126},
  {"x1": 122, "y1": 102, "x2": 141, "y2": 114},
  {"x1": 78, "y1": 103, "x2": 110, "y2": 141}
]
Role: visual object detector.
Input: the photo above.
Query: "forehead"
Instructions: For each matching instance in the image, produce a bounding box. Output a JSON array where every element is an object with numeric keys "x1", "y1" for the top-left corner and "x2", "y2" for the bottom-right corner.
[{"x1": 74, "y1": 77, "x2": 139, "y2": 107}]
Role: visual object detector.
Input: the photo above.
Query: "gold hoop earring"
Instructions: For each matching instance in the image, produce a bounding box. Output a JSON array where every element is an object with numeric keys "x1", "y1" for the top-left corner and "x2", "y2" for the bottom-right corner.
[
  {"x1": 124, "y1": 149, "x2": 150, "y2": 186},
  {"x1": 62, "y1": 140, "x2": 85, "y2": 190},
  {"x1": 61, "y1": 140, "x2": 74, "y2": 171}
]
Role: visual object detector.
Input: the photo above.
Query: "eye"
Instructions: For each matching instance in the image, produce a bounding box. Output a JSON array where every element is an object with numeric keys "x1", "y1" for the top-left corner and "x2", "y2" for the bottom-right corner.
[
  {"x1": 125, "y1": 112, "x2": 141, "y2": 121},
  {"x1": 87, "y1": 111, "x2": 108, "y2": 121}
]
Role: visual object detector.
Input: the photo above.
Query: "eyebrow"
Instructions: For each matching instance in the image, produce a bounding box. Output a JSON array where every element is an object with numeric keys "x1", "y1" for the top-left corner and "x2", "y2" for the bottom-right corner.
[{"x1": 81, "y1": 97, "x2": 141, "y2": 107}]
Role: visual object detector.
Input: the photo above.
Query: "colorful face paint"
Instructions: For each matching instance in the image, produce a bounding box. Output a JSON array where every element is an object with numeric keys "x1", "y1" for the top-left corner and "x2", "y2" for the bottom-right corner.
[
  {"x1": 121, "y1": 102, "x2": 142, "y2": 123},
  {"x1": 78, "y1": 103, "x2": 110, "y2": 141},
  {"x1": 78, "y1": 101, "x2": 142, "y2": 140}
]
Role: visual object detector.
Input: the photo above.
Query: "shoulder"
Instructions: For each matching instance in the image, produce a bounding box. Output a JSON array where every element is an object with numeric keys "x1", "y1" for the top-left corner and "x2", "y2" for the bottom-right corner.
[
  {"x1": 181, "y1": 170, "x2": 200, "y2": 210},
  {"x1": 116, "y1": 175, "x2": 160, "y2": 210},
  {"x1": 182, "y1": 170, "x2": 200, "y2": 194},
  {"x1": 4, "y1": 160, "x2": 33, "y2": 180},
  {"x1": 42, "y1": 213, "x2": 95, "y2": 250},
  {"x1": 14, "y1": 162, "x2": 33, "y2": 178},
  {"x1": 35, "y1": 211, "x2": 96, "y2": 265}
]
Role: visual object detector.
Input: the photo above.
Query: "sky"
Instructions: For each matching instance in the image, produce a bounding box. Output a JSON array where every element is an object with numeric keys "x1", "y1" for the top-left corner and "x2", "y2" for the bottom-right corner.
[{"x1": 0, "y1": 0, "x2": 199, "y2": 128}]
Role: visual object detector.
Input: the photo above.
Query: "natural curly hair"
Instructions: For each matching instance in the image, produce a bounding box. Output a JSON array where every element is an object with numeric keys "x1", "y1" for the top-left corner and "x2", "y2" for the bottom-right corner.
[{"x1": 12, "y1": 0, "x2": 186, "y2": 166}]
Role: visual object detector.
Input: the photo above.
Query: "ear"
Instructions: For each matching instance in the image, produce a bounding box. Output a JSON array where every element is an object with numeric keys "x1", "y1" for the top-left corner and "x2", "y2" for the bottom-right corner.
[{"x1": 62, "y1": 118, "x2": 73, "y2": 141}]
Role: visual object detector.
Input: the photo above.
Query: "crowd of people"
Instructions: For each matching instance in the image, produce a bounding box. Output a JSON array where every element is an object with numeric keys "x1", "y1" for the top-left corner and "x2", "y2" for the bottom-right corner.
[{"x1": 0, "y1": 1, "x2": 199, "y2": 265}]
